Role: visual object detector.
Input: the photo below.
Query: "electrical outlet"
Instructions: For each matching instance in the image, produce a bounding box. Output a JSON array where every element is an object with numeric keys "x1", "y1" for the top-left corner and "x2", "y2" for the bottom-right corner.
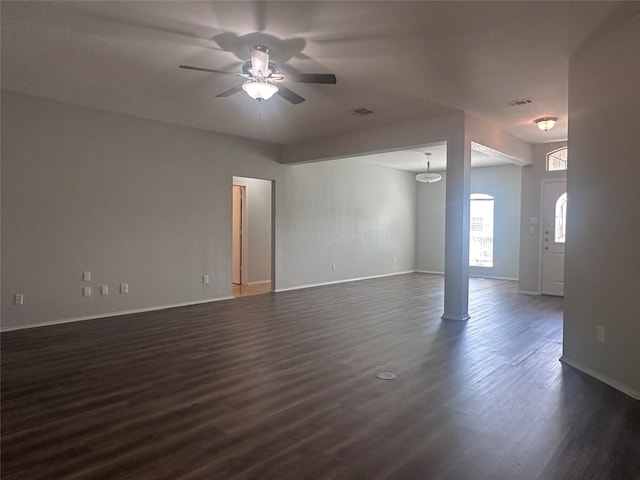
[
  {"x1": 596, "y1": 325, "x2": 605, "y2": 343},
  {"x1": 393, "y1": 257, "x2": 397, "y2": 264},
  {"x1": 14, "y1": 293, "x2": 24, "y2": 305},
  {"x1": 83, "y1": 286, "x2": 92, "y2": 297},
  {"x1": 331, "y1": 263, "x2": 336, "y2": 271},
  {"x1": 101, "y1": 285, "x2": 109, "y2": 296},
  {"x1": 120, "y1": 283, "x2": 129, "y2": 294},
  {"x1": 83, "y1": 271, "x2": 91, "y2": 282},
  {"x1": 203, "y1": 274, "x2": 210, "y2": 284}
]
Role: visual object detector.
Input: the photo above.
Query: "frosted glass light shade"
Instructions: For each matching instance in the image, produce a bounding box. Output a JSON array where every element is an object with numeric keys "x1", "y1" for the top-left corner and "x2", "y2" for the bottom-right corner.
[
  {"x1": 415, "y1": 172, "x2": 442, "y2": 183},
  {"x1": 535, "y1": 117, "x2": 558, "y2": 131},
  {"x1": 242, "y1": 81, "x2": 278, "y2": 101}
]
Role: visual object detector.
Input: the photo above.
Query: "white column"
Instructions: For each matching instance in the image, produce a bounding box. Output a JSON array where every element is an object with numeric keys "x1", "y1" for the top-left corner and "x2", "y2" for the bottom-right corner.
[{"x1": 442, "y1": 130, "x2": 471, "y2": 321}]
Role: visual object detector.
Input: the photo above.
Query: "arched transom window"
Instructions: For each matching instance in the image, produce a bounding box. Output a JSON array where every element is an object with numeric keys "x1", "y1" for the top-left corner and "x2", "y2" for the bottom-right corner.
[{"x1": 546, "y1": 147, "x2": 568, "y2": 171}]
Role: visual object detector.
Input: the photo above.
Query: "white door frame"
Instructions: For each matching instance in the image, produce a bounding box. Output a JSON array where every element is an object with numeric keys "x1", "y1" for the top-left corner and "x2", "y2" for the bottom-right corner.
[
  {"x1": 232, "y1": 184, "x2": 248, "y2": 285},
  {"x1": 232, "y1": 177, "x2": 276, "y2": 292},
  {"x1": 538, "y1": 178, "x2": 567, "y2": 295}
]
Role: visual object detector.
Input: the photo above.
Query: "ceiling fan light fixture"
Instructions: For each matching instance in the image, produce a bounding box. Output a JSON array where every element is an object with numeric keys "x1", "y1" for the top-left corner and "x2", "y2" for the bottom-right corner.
[
  {"x1": 535, "y1": 117, "x2": 558, "y2": 132},
  {"x1": 180, "y1": 44, "x2": 336, "y2": 105},
  {"x1": 242, "y1": 80, "x2": 278, "y2": 101}
]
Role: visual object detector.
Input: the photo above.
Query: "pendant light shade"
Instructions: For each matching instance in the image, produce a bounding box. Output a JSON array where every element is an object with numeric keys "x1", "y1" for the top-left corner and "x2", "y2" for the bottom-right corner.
[
  {"x1": 415, "y1": 153, "x2": 442, "y2": 183},
  {"x1": 415, "y1": 172, "x2": 442, "y2": 183}
]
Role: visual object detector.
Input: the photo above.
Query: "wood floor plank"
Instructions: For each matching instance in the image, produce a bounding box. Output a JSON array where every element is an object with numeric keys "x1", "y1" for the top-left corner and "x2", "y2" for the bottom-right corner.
[{"x1": 2, "y1": 273, "x2": 638, "y2": 479}]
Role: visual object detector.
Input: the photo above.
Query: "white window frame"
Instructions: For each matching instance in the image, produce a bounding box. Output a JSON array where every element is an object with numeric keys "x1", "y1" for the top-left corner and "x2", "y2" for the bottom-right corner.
[
  {"x1": 546, "y1": 147, "x2": 568, "y2": 171},
  {"x1": 469, "y1": 193, "x2": 494, "y2": 268},
  {"x1": 555, "y1": 192, "x2": 568, "y2": 243}
]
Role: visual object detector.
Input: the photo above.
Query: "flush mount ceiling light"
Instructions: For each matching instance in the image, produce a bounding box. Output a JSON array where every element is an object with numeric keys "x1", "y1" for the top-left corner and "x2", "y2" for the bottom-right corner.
[
  {"x1": 535, "y1": 117, "x2": 558, "y2": 132},
  {"x1": 415, "y1": 153, "x2": 442, "y2": 183},
  {"x1": 242, "y1": 80, "x2": 279, "y2": 101}
]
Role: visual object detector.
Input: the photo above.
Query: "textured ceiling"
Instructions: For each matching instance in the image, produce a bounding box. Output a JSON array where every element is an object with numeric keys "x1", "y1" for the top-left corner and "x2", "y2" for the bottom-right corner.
[{"x1": 0, "y1": 1, "x2": 626, "y2": 147}]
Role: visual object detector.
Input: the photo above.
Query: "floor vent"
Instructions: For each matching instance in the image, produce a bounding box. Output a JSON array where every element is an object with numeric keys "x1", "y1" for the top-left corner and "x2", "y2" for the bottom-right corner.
[{"x1": 352, "y1": 107, "x2": 374, "y2": 116}]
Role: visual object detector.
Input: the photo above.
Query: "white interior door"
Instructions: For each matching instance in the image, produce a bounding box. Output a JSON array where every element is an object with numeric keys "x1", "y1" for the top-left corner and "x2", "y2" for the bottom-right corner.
[
  {"x1": 232, "y1": 185, "x2": 246, "y2": 285},
  {"x1": 541, "y1": 180, "x2": 567, "y2": 296}
]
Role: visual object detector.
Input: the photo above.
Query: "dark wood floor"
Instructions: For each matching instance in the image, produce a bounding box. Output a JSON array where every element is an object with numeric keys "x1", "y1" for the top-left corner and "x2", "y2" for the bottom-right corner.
[
  {"x1": 232, "y1": 282, "x2": 272, "y2": 298},
  {"x1": 2, "y1": 273, "x2": 638, "y2": 480}
]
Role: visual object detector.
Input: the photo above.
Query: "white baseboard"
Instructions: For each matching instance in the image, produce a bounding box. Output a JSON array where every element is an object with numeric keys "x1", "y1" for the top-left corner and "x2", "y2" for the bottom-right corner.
[
  {"x1": 275, "y1": 270, "x2": 416, "y2": 292},
  {"x1": 415, "y1": 271, "x2": 517, "y2": 282},
  {"x1": 415, "y1": 270, "x2": 444, "y2": 275},
  {"x1": 1, "y1": 296, "x2": 234, "y2": 332},
  {"x1": 470, "y1": 274, "x2": 518, "y2": 281},
  {"x1": 560, "y1": 356, "x2": 640, "y2": 400},
  {"x1": 518, "y1": 289, "x2": 540, "y2": 295}
]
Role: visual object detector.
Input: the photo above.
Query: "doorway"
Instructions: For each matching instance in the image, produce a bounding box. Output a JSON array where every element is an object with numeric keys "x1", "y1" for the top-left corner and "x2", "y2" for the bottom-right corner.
[
  {"x1": 541, "y1": 179, "x2": 567, "y2": 296},
  {"x1": 232, "y1": 177, "x2": 273, "y2": 297},
  {"x1": 232, "y1": 185, "x2": 246, "y2": 286}
]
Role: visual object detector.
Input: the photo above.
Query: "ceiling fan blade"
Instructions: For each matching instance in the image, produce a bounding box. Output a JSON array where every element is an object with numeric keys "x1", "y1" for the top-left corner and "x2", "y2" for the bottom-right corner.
[
  {"x1": 251, "y1": 46, "x2": 270, "y2": 77},
  {"x1": 180, "y1": 64, "x2": 235, "y2": 75},
  {"x1": 215, "y1": 84, "x2": 245, "y2": 98},
  {"x1": 180, "y1": 65, "x2": 250, "y2": 80},
  {"x1": 274, "y1": 73, "x2": 337, "y2": 84},
  {"x1": 276, "y1": 85, "x2": 305, "y2": 105}
]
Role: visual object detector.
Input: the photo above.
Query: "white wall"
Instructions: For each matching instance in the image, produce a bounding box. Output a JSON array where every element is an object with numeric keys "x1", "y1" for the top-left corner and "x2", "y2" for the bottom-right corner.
[
  {"x1": 1, "y1": 91, "x2": 285, "y2": 329},
  {"x1": 469, "y1": 165, "x2": 521, "y2": 280},
  {"x1": 416, "y1": 174, "x2": 447, "y2": 273},
  {"x1": 1, "y1": 91, "x2": 418, "y2": 329},
  {"x1": 518, "y1": 141, "x2": 567, "y2": 293},
  {"x1": 416, "y1": 165, "x2": 522, "y2": 280},
  {"x1": 563, "y1": 14, "x2": 640, "y2": 398},
  {"x1": 233, "y1": 176, "x2": 272, "y2": 285},
  {"x1": 278, "y1": 160, "x2": 416, "y2": 289},
  {"x1": 282, "y1": 111, "x2": 532, "y2": 166}
]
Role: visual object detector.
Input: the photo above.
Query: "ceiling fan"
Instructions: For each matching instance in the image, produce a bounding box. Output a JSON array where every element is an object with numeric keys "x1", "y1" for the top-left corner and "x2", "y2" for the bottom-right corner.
[{"x1": 179, "y1": 45, "x2": 336, "y2": 104}]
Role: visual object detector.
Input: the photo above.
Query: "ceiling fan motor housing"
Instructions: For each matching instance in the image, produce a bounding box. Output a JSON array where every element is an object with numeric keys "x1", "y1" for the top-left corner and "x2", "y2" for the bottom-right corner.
[{"x1": 242, "y1": 60, "x2": 279, "y2": 78}]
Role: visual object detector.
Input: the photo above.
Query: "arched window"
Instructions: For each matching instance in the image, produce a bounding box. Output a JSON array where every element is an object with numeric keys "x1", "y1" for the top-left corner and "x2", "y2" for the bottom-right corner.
[
  {"x1": 546, "y1": 147, "x2": 568, "y2": 171},
  {"x1": 469, "y1": 193, "x2": 494, "y2": 267},
  {"x1": 555, "y1": 193, "x2": 567, "y2": 243}
]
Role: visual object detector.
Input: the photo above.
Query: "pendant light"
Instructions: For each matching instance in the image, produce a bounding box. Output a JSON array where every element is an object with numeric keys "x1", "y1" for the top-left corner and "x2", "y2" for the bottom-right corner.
[{"x1": 415, "y1": 153, "x2": 442, "y2": 183}]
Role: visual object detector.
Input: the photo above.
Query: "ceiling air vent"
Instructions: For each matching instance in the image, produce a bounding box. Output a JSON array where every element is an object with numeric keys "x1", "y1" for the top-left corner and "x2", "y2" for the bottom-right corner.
[
  {"x1": 352, "y1": 107, "x2": 374, "y2": 116},
  {"x1": 507, "y1": 98, "x2": 535, "y2": 107}
]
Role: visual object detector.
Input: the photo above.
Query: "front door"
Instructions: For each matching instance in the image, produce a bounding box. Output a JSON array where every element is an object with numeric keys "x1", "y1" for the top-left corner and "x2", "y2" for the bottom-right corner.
[{"x1": 541, "y1": 180, "x2": 567, "y2": 296}]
